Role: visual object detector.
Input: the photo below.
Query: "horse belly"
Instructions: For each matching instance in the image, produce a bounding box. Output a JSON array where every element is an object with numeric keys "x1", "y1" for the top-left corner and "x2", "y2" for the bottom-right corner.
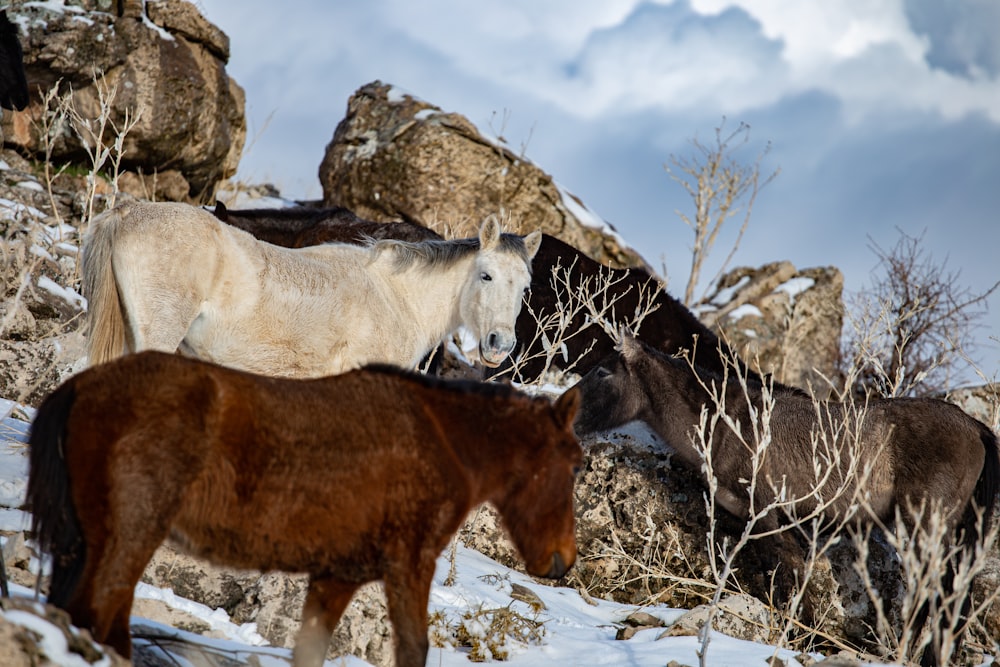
[{"x1": 170, "y1": 485, "x2": 386, "y2": 579}]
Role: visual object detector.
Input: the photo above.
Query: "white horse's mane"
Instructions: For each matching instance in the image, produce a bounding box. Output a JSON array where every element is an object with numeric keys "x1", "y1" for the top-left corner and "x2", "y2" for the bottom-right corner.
[{"x1": 369, "y1": 234, "x2": 534, "y2": 273}]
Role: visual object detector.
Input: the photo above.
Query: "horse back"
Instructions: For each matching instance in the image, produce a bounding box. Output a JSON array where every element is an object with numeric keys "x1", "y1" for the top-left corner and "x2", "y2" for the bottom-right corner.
[{"x1": 91, "y1": 200, "x2": 238, "y2": 299}]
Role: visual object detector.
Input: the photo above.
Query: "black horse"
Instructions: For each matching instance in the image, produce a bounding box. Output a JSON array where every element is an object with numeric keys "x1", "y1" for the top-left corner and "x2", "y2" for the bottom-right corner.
[
  {"x1": 0, "y1": 11, "x2": 28, "y2": 111},
  {"x1": 492, "y1": 233, "x2": 760, "y2": 385}
]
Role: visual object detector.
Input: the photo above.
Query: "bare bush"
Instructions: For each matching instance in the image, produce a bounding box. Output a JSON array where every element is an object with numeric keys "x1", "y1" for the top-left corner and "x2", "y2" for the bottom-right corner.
[
  {"x1": 0, "y1": 76, "x2": 137, "y2": 405},
  {"x1": 851, "y1": 501, "x2": 1000, "y2": 665},
  {"x1": 844, "y1": 228, "x2": 1000, "y2": 397},
  {"x1": 664, "y1": 118, "x2": 779, "y2": 307},
  {"x1": 683, "y1": 348, "x2": 877, "y2": 666},
  {"x1": 428, "y1": 601, "x2": 545, "y2": 661},
  {"x1": 492, "y1": 260, "x2": 661, "y2": 386}
]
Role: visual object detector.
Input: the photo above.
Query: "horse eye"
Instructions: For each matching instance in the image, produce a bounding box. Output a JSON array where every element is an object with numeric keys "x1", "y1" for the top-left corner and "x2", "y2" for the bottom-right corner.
[
  {"x1": 596, "y1": 367, "x2": 612, "y2": 379},
  {"x1": 573, "y1": 465, "x2": 582, "y2": 476},
  {"x1": 481, "y1": 272, "x2": 492, "y2": 282}
]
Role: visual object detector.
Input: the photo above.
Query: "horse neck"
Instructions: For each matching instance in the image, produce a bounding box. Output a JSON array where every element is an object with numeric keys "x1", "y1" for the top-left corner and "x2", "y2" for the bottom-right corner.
[
  {"x1": 641, "y1": 358, "x2": 717, "y2": 467},
  {"x1": 426, "y1": 390, "x2": 535, "y2": 503},
  {"x1": 375, "y1": 251, "x2": 471, "y2": 339}
]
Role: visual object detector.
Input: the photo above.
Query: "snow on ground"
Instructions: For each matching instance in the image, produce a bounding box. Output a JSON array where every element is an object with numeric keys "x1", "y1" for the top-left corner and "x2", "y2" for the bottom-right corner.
[{"x1": 0, "y1": 396, "x2": 900, "y2": 667}]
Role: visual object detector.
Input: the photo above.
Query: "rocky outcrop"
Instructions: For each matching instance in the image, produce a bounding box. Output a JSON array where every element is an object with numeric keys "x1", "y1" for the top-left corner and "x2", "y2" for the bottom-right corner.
[
  {"x1": 946, "y1": 383, "x2": 1000, "y2": 428},
  {"x1": 319, "y1": 81, "x2": 646, "y2": 269},
  {"x1": 0, "y1": 149, "x2": 90, "y2": 407},
  {"x1": 0, "y1": 597, "x2": 128, "y2": 667},
  {"x1": 701, "y1": 262, "x2": 845, "y2": 395},
  {"x1": 3, "y1": 0, "x2": 245, "y2": 201}
]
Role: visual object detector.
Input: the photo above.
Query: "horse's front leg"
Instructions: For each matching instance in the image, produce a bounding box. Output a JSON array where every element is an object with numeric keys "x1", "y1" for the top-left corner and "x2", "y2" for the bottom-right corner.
[
  {"x1": 384, "y1": 560, "x2": 436, "y2": 667},
  {"x1": 292, "y1": 575, "x2": 359, "y2": 667}
]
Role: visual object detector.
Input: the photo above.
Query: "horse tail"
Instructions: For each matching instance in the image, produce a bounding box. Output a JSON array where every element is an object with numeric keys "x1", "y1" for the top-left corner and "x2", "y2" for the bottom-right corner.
[
  {"x1": 82, "y1": 206, "x2": 127, "y2": 366},
  {"x1": 26, "y1": 380, "x2": 85, "y2": 607},
  {"x1": 964, "y1": 423, "x2": 1000, "y2": 550}
]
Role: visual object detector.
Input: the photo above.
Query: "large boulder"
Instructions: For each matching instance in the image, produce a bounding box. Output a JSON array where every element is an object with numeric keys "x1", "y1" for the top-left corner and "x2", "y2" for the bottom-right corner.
[
  {"x1": 319, "y1": 80, "x2": 646, "y2": 269},
  {"x1": 700, "y1": 263, "x2": 845, "y2": 394},
  {"x1": 3, "y1": 0, "x2": 245, "y2": 201}
]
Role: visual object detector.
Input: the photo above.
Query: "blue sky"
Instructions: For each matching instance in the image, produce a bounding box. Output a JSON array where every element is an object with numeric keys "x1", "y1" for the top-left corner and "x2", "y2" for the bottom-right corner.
[{"x1": 195, "y1": 0, "x2": 1000, "y2": 382}]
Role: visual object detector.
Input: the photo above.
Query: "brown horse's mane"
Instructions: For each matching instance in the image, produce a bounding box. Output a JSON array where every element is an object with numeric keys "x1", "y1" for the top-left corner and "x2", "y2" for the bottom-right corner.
[
  {"x1": 371, "y1": 233, "x2": 534, "y2": 273},
  {"x1": 363, "y1": 362, "x2": 532, "y2": 402}
]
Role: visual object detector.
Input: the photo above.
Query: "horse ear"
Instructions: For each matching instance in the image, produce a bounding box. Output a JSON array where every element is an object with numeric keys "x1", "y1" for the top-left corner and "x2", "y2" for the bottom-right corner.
[
  {"x1": 553, "y1": 387, "x2": 581, "y2": 427},
  {"x1": 479, "y1": 214, "x2": 501, "y2": 251},
  {"x1": 213, "y1": 201, "x2": 228, "y2": 221},
  {"x1": 523, "y1": 230, "x2": 542, "y2": 259},
  {"x1": 617, "y1": 334, "x2": 642, "y2": 361}
]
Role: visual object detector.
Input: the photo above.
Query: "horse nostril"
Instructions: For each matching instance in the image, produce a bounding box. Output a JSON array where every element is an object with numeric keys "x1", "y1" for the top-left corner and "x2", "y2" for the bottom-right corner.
[{"x1": 488, "y1": 332, "x2": 499, "y2": 350}]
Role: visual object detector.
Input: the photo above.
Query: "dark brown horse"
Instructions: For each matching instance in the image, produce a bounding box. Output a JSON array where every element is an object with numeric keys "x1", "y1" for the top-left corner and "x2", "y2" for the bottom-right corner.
[
  {"x1": 574, "y1": 336, "x2": 999, "y2": 665},
  {"x1": 0, "y1": 11, "x2": 28, "y2": 112},
  {"x1": 28, "y1": 351, "x2": 582, "y2": 667},
  {"x1": 493, "y1": 234, "x2": 759, "y2": 384},
  {"x1": 212, "y1": 201, "x2": 443, "y2": 246}
]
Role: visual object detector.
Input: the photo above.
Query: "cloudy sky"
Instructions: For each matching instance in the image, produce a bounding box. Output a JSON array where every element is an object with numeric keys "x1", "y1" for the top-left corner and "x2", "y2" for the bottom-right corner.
[{"x1": 195, "y1": 0, "x2": 1000, "y2": 382}]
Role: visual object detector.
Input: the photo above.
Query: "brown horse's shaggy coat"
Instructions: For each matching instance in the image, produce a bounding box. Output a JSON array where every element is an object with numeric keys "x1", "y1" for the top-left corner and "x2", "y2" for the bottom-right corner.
[{"x1": 28, "y1": 352, "x2": 582, "y2": 667}]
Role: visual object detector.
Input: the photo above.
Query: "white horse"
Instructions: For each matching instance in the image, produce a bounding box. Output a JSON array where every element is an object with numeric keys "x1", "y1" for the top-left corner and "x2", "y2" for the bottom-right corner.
[{"x1": 83, "y1": 200, "x2": 541, "y2": 377}]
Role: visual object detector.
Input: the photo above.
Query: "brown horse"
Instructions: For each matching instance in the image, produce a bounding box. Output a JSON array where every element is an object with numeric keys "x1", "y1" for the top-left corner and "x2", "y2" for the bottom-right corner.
[
  {"x1": 573, "y1": 336, "x2": 999, "y2": 665},
  {"x1": 494, "y1": 234, "x2": 760, "y2": 384},
  {"x1": 27, "y1": 351, "x2": 582, "y2": 667}
]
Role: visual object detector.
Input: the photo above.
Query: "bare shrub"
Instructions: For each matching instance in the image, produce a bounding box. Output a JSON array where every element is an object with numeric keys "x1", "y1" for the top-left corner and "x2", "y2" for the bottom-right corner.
[
  {"x1": 850, "y1": 501, "x2": 1000, "y2": 666},
  {"x1": 0, "y1": 75, "x2": 138, "y2": 405},
  {"x1": 428, "y1": 602, "x2": 545, "y2": 661},
  {"x1": 844, "y1": 228, "x2": 1000, "y2": 398},
  {"x1": 664, "y1": 118, "x2": 779, "y2": 307},
  {"x1": 491, "y1": 260, "x2": 661, "y2": 386},
  {"x1": 680, "y1": 347, "x2": 879, "y2": 666}
]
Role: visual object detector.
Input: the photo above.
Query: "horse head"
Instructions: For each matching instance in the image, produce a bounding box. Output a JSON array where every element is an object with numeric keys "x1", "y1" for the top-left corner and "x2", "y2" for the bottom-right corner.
[
  {"x1": 572, "y1": 335, "x2": 651, "y2": 435},
  {"x1": 495, "y1": 388, "x2": 582, "y2": 579},
  {"x1": 460, "y1": 216, "x2": 541, "y2": 367}
]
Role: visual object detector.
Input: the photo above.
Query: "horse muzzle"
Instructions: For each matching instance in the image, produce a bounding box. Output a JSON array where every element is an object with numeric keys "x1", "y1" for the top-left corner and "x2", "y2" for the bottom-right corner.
[
  {"x1": 540, "y1": 549, "x2": 575, "y2": 580},
  {"x1": 479, "y1": 332, "x2": 515, "y2": 368}
]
